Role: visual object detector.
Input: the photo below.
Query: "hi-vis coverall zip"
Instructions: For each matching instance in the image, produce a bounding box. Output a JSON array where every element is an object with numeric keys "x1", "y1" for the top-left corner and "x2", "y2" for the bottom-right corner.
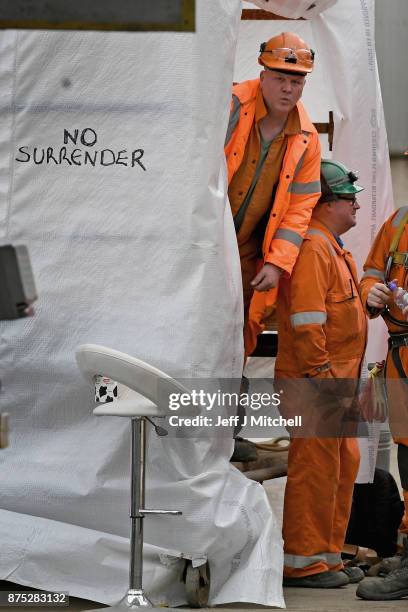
[
  {"x1": 225, "y1": 79, "x2": 321, "y2": 355},
  {"x1": 275, "y1": 219, "x2": 367, "y2": 578},
  {"x1": 359, "y1": 206, "x2": 408, "y2": 533}
]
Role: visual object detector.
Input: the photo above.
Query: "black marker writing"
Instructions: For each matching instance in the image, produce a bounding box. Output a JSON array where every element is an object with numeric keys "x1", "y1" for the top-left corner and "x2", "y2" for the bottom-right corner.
[{"x1": 15, "y1": 128, "x2": 146, "y2": 171}]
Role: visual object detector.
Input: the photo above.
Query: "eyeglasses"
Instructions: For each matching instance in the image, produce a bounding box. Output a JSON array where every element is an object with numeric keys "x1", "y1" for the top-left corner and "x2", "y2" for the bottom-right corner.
[
  {"x1": 260, "y1": 46, "x2": 315, "y2": 67},
  {"x1": 337, "y1": 197, "x2": 358, "y2": 208}
]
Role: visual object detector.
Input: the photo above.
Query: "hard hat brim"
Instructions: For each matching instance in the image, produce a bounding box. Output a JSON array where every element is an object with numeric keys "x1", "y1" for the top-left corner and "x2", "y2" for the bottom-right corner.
[
  {"x1": 332, "y1": 183, "x2": 364, "y2": 196},
  {"x1": 258, "y1": 57, "x2": 313, "y2": 74}
]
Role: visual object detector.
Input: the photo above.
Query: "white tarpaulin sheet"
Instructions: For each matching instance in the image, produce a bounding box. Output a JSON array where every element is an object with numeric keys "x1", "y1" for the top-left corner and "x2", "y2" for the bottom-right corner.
[
  {"x1": 239, "y1": 0, "x2": 393, "y2": 363},
  {"x1": 0, "y1": 0, "x2": 285, "y2": 608}
]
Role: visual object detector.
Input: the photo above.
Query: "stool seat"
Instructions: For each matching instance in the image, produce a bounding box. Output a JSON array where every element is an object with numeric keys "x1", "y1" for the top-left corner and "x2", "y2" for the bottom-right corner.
[
  {"x1": 93, "y1": 397, "x2": 165, "y2": 418},
  {"x1": 76, "y1": 343, "x2": 184, "y2": 612},
  {"x1": 76, "y1": 343, "x2": 186, "y2": 401}
]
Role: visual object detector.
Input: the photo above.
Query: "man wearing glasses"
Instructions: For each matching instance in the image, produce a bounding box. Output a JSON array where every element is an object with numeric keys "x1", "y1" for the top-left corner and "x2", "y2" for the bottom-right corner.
[
  {"x1": 275, "y1": 159, "x2": 367, "y2": 587},
  {"x1": 225, "y1": 32, "x2": 321, "y2": 461}
]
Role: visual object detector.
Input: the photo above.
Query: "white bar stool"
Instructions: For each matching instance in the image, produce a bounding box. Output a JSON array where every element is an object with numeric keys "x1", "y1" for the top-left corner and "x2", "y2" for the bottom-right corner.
[{"x1": 76, "y1": 344, "x2": 186, "y2": 612}]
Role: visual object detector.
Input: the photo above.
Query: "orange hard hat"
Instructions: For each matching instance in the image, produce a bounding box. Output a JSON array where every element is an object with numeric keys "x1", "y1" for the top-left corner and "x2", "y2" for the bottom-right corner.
[{"x1": 258, "y1": 32, "x2": 315, "y2": 74}]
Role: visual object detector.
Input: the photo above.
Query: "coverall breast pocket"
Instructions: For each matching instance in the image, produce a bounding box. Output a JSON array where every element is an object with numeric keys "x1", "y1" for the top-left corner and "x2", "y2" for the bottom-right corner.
[{"x1": 326, "y1": 291, "x2": 360, "y2": 349}]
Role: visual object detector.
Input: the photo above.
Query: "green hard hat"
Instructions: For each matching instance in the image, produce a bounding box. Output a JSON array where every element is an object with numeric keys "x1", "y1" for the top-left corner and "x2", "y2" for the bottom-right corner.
[{"x1": 320, "y1": 159, "x2": 364, "y2": 202}]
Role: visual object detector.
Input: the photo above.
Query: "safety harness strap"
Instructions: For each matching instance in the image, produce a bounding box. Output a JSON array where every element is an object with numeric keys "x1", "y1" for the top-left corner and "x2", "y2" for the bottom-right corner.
[
  {"x1": 387, "y1": 333, "x2": 408, "y2": 378},
  {"x1": 388, "y1": 333, "x2": 408, "y2": 349},
  {"x1": 384, "y1": 310, "x2": 408, "y2": 329},
  {"x1": 391, "y1": 347, "x2": 407, "y2": 379},
  {"x1": 386, "y1": 208, "x2": 408, "y2": 279},
  {"x1": 392, "y1": 252, "x2": 408, "y2": 267}
]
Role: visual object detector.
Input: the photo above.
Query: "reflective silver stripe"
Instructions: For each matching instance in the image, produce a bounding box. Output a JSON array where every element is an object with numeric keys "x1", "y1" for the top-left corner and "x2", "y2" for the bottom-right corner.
[
  {"x1": 284, "y1": 552, "x2": 342, "y2": 569},
  {"x1": 293, "y1": 150, "x2": 306, "y2": 178},
  {"x1": 290, "y1": 311, "x2": 327, "y2": 327},
  {"x1": 306, "y1": 228, "x2": 337, "y2": 256},
  {"x1": 326, "y1": 552, "x2": 343, "y2": 565},
  {"x1": 275, "y1": 228, "x2": 303, "y2": 248},
  {"x1": 392, "y1": 206, "x2": 408, "y2": 227},
  {"x1": 362, "y1": 268, "x2": 385, "y2": 281},
  {"x1": 289, "y1": 180, "x2": 321, "y2": 195},
  {"x1": 224, "y1": 95, "x2": 241, "y2": 147}
]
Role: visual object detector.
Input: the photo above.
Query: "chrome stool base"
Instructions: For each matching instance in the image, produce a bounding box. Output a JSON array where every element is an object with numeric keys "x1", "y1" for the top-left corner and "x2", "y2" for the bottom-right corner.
[{"x1": 83, "y1": 589, "x2": 178, "y2": 611}]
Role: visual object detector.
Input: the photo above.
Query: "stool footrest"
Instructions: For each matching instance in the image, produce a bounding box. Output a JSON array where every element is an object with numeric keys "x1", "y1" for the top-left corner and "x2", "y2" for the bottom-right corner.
[{"x1": 137, "y1": 508, "x2": 182, "y2": 516}]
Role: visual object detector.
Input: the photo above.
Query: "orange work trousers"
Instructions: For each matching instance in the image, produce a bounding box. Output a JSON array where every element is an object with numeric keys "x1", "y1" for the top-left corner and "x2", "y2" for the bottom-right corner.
[
  {"x1": 283, "y1": 436, "x2": 360, "y2": 578},
  {"x1": 240, "y1": 242, "x2": 261, "y2": 358},
  {"x1": 240, "y1": 247, "x2": 278, "y2": 358},
  {"x1": 385, "y1": 346, "x2": 408, "y2": 534}
]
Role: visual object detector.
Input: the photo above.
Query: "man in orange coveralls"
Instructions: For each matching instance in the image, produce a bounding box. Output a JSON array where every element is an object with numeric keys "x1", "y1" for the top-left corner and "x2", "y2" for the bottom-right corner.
[
  {"x1": 225, "y1": 32, "x2": 321, "y2": 461},
  {"x1": 224, "y1": 32, "x2": 321, "y2": 357},
  {"x1": 275, "y1": 159, "x2": 367, "y2": 588},
  {"x1": 357, "y1": 206, "x2": 408, "y2": 600}
]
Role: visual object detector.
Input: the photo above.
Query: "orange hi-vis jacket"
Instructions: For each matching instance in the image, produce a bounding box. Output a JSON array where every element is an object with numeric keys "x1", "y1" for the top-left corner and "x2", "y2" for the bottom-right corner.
[
  {"x1": 225, "y1": 79, "x2": 321, "y2": 353},
  {"x1": 276, "y1": 219, "x2": 367, "y2": 378},
  {"x1": 360, "y1": 206, "x2": 408, "y2": 336},
  {"x1": 225, "y1": 79, "x2": 321, "y2": 275}
]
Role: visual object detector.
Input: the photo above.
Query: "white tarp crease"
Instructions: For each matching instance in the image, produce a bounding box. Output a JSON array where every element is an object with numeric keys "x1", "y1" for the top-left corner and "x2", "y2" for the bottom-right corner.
[{"x1": 0, "y1": 0, "x2": 284, "y2": 608}]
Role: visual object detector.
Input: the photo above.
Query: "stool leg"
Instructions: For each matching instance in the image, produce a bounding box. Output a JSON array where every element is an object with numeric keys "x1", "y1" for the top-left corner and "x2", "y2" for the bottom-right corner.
[
  {"x1": 82, "y1": 417, "x2": 180, "y2": 611},
  {"x1": 130, "y1": 416, "x2": 143, "y2": 591},
  {"x1": 124, "y1": 416, "x2": 153, "y2": 607},
  {"x1": 130, "y1": 416, "x2": 147, "y2": 591}
]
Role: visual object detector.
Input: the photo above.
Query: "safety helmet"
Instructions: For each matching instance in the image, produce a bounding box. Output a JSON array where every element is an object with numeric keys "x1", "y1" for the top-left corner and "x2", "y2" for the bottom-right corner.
[
  {"x1": 258, "y1": 32, "x2": 315, "y2": 75},
  {"x1": 319, "y1": 159, "x2": 364, "y2": 203}
]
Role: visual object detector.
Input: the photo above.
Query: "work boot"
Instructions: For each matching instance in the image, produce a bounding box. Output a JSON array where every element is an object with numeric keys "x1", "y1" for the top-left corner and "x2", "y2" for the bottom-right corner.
[
  {"x1": 341, "y1": 566, "x2": 365, "y2": 583},
  {"x1": 356, "y1": 538, "x2": 408, "y2": 600},
  {"x1": 283, "y1": 570, "x2": 349, "y2": 588},
  {"x1": 230, "y1": 437, "x2": 258, "y2": 462},
  {"x1": 367, "y1": 555, "x2": 402, "y2": 577}
]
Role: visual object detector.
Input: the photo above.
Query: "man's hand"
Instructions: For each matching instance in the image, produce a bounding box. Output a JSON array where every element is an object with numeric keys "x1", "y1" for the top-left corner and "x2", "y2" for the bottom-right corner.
[
  {"x1": 367, "y1": 282, "x2": 392, "y2": 309},
  {"x1": 250, "y1": 263, "x2": 282, "y2": 292}
]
